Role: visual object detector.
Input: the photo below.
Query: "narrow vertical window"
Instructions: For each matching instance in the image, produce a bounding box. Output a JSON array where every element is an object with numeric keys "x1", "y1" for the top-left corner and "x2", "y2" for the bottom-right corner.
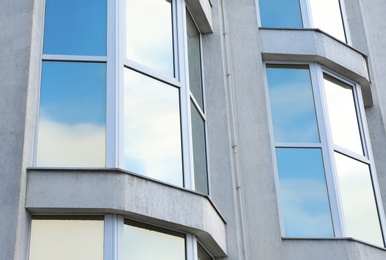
[
  {"x1": 267, "y1": 65, "x2": 333, "y2": 237},
  {"x1": 186, "y1": 10, "x2": 209, "y2": 194},
  {"x1": 37, "y1": 0, "x2": 107, "y2": 167}
]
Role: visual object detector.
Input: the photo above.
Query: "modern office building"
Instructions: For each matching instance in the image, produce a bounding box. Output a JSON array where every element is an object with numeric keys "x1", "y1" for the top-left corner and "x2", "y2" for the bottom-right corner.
[{"x1": 2, "y1": 0, "x2": 386, "y2": 259}]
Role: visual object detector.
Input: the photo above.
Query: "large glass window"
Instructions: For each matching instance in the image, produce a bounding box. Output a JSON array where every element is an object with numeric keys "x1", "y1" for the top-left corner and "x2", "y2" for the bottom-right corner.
[
  {"x1": 29, "y1": 216, "x2": 210, "y2": 260},
  {"x1": 29, "y1": 217, "x2": 104, "y2": 260},
  {"x1": 266, "y1": 64, "x2": 384, "y2": 247},
  {"x1": 36, "y1": 0, "x2": 209, "y2": 193},
  {"x1": 258, "y1": 0, "x2": 347, "y2": 42}
]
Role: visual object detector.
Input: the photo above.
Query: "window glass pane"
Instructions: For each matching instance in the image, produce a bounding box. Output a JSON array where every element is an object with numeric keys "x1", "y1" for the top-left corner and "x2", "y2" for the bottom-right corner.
[
  {"x1": 124, "y1": 69, "x2": 183, "y2": 186},
  {"x1": 198, "y1": 243, "x2": 212, "y2": 260},
  {"x1": 323, "y1": 74, "x2": 363, "y2": 155},
  {"x1": 124, "y1": 222, "x2": 185, "y2": 260},
  {"x1": 29, "y1": 218, "x2": 104, "y2": 260},
  {"x1": 191, "y1": 102, "x2": 208, "y2": 194},
  {"x1": 335, "y1": 153, "x2": 384, "y2": 247},
  {"x1": 37, "y1": 62, "x2": 106, "y2": 167},
  {"x1": 276, "y1": 148, "x2": 334, "y2": 237},
  {"x1": 308, "y1": 0, "x2": 346, "y2": 42},
  {"x1": 126, "y1": 0, "x2": 174, "y2": 77},
  {"x1": 186, "y1": 11, "x2": 204, "y2": 109},
  {"x1": 259, "y1": 0, "x2": 303, "y2": 28},
  {"x1": 267, "y1": 65, "x2": 320, "y2": 143},
  {"x1": 44, "y1": 0, "x2": 106, "y2": 56}
]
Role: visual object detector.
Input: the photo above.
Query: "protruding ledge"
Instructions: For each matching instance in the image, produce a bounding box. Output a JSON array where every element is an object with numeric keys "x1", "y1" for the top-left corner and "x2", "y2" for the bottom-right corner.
[
  {"x1": 259, "y1": 28, "x2": 372, "y2": 107},
  {"x1": 26, "y1": 168, "x2": 227, "y2": 257},
  {"x1": 186, "y1": 0, "x2": 213, "y2": 33}
]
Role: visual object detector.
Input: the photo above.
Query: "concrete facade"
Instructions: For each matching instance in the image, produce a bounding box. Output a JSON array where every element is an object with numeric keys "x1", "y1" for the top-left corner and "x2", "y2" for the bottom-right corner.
[{"x1": 2, "y1": 0, "x2": 386, "y2": 259}]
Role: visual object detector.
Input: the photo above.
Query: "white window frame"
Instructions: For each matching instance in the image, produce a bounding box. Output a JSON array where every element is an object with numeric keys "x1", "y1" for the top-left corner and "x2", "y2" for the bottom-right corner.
[
  {"x1": 264, "y1": 61, "x2": 386, "y2": 245},
  {"x1": 35, "y1": 0, "x2": 209, "y2": 194}
]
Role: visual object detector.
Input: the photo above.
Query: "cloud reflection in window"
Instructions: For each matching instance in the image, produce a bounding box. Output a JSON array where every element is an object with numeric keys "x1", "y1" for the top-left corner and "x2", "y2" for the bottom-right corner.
[
  {"x1": 123, "y1": 69, "x2": 183, "y2": 186},
  {"x1": 37, "y1": 62, "x2": 106, "y2": 167}
]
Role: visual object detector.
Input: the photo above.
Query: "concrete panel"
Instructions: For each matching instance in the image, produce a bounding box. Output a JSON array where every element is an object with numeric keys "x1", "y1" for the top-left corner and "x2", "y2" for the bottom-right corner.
[
  {"x1": 26, "y1": 168, "x2": 227, "y2": 257},
  {"x1": 186, "y1": 0, "x2": 213, "y2": 33}
]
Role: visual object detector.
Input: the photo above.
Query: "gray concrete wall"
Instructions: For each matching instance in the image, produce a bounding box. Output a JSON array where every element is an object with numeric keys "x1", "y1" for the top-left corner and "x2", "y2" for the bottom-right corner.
[
  {"x1": 358, "y1": 0, "x2": 386, "y2": 212},
  {"x1": 0, "y1": 0, "x2": 37, "y2": 259}
]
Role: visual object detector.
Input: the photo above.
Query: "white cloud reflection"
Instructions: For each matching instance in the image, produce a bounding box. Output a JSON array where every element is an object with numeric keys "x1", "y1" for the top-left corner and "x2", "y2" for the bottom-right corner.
[
  {"x1": 37, "y1": 117, "x2": 105, "y2": 167},
  {"x1": 308, "y1": 0, "x2": 346, "y2": 42},
  {"x1": 123, "y1": 69, "x2": 183, "y2": 186},
  {"x1": 126, "y1": 0, "x2": 174, "y2": 76},
  {"x1": 335, "y1": 153, "x2": 384, "y2": 247}
]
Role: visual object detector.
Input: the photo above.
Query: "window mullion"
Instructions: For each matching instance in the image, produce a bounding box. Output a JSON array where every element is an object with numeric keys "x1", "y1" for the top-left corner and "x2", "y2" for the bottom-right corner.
[
  {"x1": 300, "y1": 0, "x2": 312, "y2": 28},
  {"x1": 177, "y1": 0, "x2": 194, "y2": 190},
  {"x1": 117, "y1": 0, "x2": 125, "y2": 168},
  {"x1": 185, "y1": 234, "x2": 198, "y2": 260},
  {"x1": 310, "y1": 63, "x2": 344, "y2": 237},
  {"x1": 106, "y1": 0, "x2": 120, "y2": 168}
]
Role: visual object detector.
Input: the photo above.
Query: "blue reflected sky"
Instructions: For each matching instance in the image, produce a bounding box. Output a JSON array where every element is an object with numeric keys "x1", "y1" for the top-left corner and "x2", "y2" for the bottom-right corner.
[
  {"x1": 267, "y1": 66, "x2": 320, "y2": 143},
  {"x1": 40, "y1": 62, "x2": 106, "y2": 126},
  {"x1": 276, "y1": 148, "x2": 334, "y2": 237},
  {"x1": 44, "y1": 0, "x2": 106, "y2": 56},
  {"x1": 37, "y1": 62, "x2": 106, "y2": 167},
  {"x1": 259, "y1": 0, "x2": 303, "y2": 28}
]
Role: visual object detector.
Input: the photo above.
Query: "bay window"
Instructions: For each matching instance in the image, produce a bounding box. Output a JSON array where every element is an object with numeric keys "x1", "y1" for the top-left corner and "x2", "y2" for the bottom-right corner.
[
  {"x1": 29, "y1": 216, "x2": 213, "y2": 260},
  {"x1": 36, "y1": 0, "x2": 209, "y2": 194},
  {"x1": 266, "y1": 63, "x2": 385, "y2": 247}
]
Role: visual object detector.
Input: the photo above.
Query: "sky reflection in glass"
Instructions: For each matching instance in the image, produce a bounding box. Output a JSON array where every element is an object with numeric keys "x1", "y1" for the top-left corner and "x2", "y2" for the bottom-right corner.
[
  {"x1": 259, "y1": 0, "x2": 302, "y2": 28},
  {"x1": 335, "y1": 153, "x2": 384, "y2": 247},
  {"x1": 308, "y1": 0, "x2": 346, "y2": 42},
  {"x1": 191, "y1": 102, "x2": 208, "y2": 194},
  {"x1": 124, "y1": 69, "x2": 183, "y2": 186},
  {"x1": 323, "y1": 75, "x2": 363, "y2": 155},
  {"x1": 124, "y1": 223, "x2": 185, "y2": 260},
  {"x1": 44, "y1": 0, "x2": 106, "y2": 56},
  {"x1": 126, "y1": 0, "x2": 174, "y2": 77},
  {"x1": 186, "y1": 11, "x2": 204, "y2": 109},
  {"x1": 37, "y1": 62, "x2": 106, "y2": 167},
  {"x1": 276, "y1": 148, "x2": 334, "y2": 237},
  {"x1": 29, "y1": 219, "x2": 104, "y2": 260},
  {"x1": 267, "y1": 66, "x2": 320, "y2": 143}
]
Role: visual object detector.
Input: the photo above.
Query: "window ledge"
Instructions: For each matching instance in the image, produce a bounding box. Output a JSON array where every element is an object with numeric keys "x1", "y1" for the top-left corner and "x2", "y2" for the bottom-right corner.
[
  {"x1": 259, "y1": 28, "x2": 372, "y2": 107},
  {"x1": 26, "y1": 168, "x2": 227, "y2": 257},
  {"x1": 282, "y1": 237, "x2": 386, "y2": 258}
]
